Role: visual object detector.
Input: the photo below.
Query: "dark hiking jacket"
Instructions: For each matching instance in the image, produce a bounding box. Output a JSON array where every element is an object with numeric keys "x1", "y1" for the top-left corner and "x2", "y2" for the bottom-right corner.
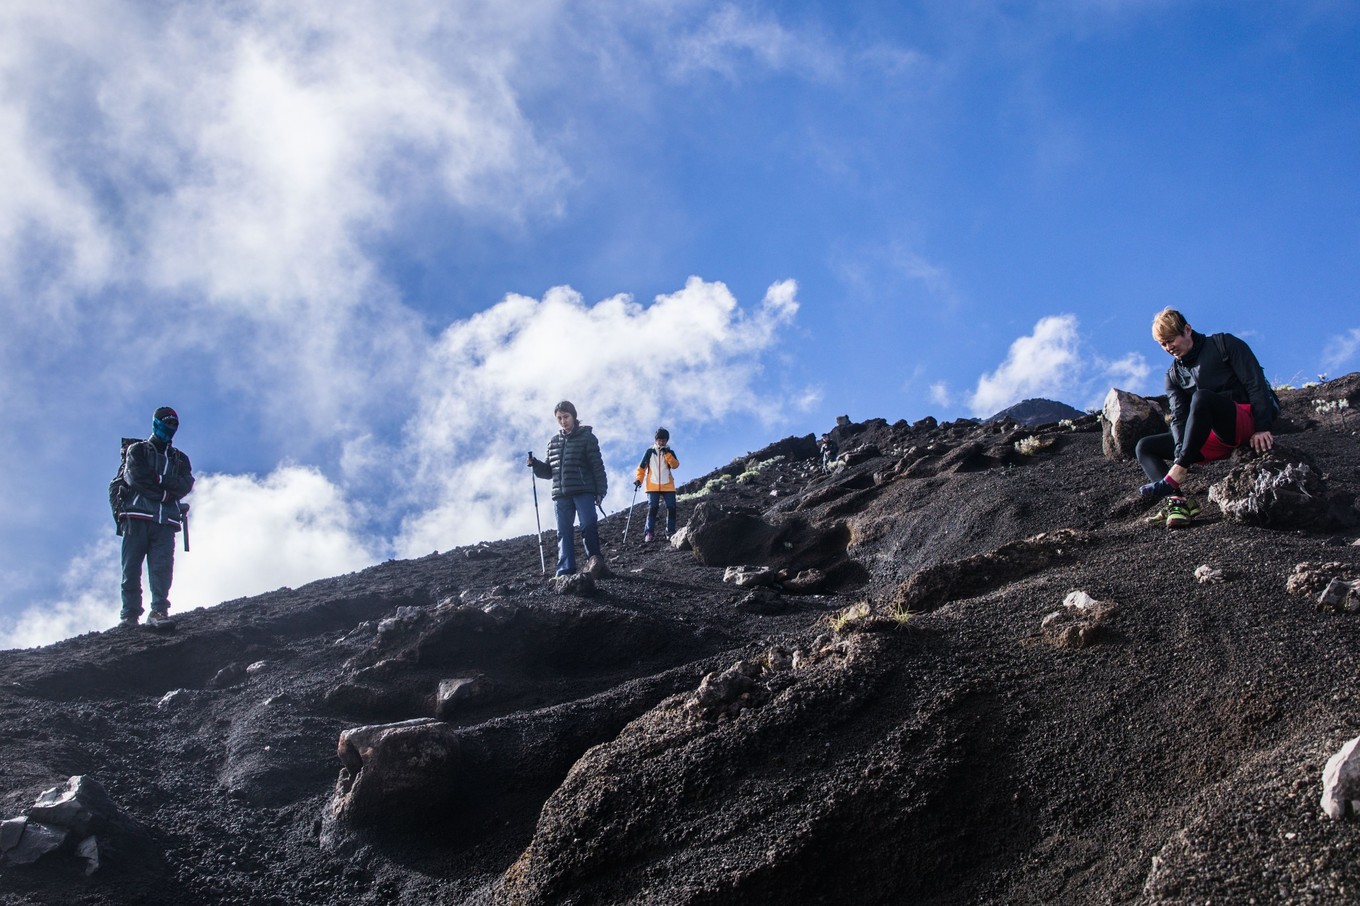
[
  {"x1": 533, "y1": 425, "x2": 607, "y2": 501},
  {"x1": 119, "y1": 437, "x2": 194, "y2": 529},
  {"x1": 1165, "y1": 331, "x2": 1279, "y2": 461}
]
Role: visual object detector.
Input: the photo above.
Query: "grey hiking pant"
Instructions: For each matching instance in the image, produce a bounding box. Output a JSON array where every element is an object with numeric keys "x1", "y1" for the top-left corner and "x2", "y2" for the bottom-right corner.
[{"x1": 120, "y1": 519, "x2": 176, "y2": 619}]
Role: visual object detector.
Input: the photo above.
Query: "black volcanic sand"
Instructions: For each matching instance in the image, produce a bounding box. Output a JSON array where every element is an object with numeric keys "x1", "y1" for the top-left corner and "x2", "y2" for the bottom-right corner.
[{"x1": 1, "y1": 377, "x2": 1359, "y2": 905}]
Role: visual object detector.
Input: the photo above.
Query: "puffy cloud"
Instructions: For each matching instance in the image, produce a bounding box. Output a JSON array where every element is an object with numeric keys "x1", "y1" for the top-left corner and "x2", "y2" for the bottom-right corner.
[
  {"x1": 965, "y1": 315, "x2": 1153, "y2": 417},
  {"x1": 969, "y1": 315, "x2": 1082, "y2": 416},
  {"x1": 0, "y1": 538, "x2": 120, "y2": 650},
  {"x1": 930, "y1": 381, "x2": 953, "y2": 408},
  {"x1": 1323, "y1": 328, "x2": 1360, "y2": 373},
  {"x1": 0, "y1": 0, "x2": 567, "y2": 436},
  {"x1": 0, "y1": 465, "x2": 382, "y2": 649},
  {"x1": 173, "y1": 467, "x2": 385, "y2": 605},
  {"x1": 394, "y1": 277, "x2": 800, "y2": 556}
]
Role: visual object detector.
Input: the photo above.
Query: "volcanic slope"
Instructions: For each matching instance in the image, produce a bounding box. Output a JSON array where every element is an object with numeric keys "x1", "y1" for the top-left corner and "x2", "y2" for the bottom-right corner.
[{"x1": 0, "y1": 377, "x2": 1358, "y2": 905}]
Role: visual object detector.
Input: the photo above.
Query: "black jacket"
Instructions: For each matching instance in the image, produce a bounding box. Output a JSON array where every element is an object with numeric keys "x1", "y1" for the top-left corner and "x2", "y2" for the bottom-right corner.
[
  {"x1": 1166, "y1": 331, "x2": 1278, "y2": 461},
  {"x1": 119, "y1": 437, "x2": 194, "y2": 528},
  {"x1": 533, "y1": 425, "x2": 607, "y2": 501}
]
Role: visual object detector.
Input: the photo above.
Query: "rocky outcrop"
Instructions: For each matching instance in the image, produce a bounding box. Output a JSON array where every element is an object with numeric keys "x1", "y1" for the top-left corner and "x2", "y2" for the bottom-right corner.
[
  {"x1": 892, "y1": 529, "x2": 1098, "y2": 613},
  {"x1": 686, "y1": 502, "x2": 780, "y2": 568},
  {"x1": 1207, "y1": 445, "x2": 1330, "y2": 529},
  {"x1": 492, "y1": 634, "x2": 911, "y2": 905},
  {"x1": 0, "y1": 776, "x2": 156, "y2": 875}
]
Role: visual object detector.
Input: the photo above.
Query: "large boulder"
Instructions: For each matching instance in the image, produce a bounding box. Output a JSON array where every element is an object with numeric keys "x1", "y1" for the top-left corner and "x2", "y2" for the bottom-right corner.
[
  {"x1": 686, "y1": 502, "x2": 779, "y2": 568},
  {"x1": 1207, "y1": 445, "x2": 1330, "y2": 529},
  {"x1": 1101, "y1": 388, "x2": 1165, "y2": 461},
  {"x1": 328, "y1": 718, "x2": 462, "y2": 829}
]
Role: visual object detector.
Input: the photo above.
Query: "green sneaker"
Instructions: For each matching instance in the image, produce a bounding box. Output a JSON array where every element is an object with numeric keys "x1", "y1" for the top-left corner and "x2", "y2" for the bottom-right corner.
[
  {"x1": 1147, "y1": 495, "x2": 1200, "y2": 524},
  {"x1": 1165, "y1": 496, "x2": 1196, "y2": 529}
]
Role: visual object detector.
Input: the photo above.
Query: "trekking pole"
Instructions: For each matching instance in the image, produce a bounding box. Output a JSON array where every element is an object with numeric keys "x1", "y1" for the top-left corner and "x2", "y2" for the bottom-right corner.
[
  {"x1": 529, "y1": 452, "x2": 545, "y2": 575},
  {"x1": 623, "y1": 483, "x2": 639, "y2": 543},
  {"x1": 182, "y1": 514, "x2": 190, "y2": 553}
]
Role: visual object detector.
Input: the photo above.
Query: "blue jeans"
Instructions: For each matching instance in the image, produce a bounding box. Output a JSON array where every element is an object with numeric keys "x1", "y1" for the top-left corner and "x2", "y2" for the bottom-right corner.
[
  {"x1": 554, "y1": 493, "x2": 600, "y2": 575},
  {"x1": 645, "y1": 491, "x2": 677, "y2": 535}
]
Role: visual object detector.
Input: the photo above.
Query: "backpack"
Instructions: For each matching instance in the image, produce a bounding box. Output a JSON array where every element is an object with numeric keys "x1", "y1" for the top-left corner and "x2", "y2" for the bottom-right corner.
[
  {"x1": 1213, "y1": 334, "x2": 1282, "y2": 419},
  {"x1": 108, "y1": 437, "x2": 141, "y2": 532}
]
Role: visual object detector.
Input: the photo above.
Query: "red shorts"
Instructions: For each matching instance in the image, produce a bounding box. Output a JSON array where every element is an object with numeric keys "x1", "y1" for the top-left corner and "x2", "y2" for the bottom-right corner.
[{"x1": 1198, "y1": 403, "x2": 1255, "y2": 462}]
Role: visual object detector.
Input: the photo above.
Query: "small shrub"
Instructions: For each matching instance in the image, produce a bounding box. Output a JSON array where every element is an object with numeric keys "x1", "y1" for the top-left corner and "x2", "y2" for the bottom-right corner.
[
  {"x1": 887, "y1": 602, "x2": 917, "y2": 627},
  {"x1": 1015, "y1": 435, "x2": 1056, "y2": 456},
  {"x1": 827, "y1": 601, "x2": 872, "y2": 634}
]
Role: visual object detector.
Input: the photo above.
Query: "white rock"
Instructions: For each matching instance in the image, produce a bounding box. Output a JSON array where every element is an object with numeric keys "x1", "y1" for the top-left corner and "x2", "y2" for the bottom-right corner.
[
  {"x1": 1194, "y1": 565, "x2": 1224, "y2": 585},
  {"x1": 1321, "y1": 735, "x2": 1360, "y2": 820}
]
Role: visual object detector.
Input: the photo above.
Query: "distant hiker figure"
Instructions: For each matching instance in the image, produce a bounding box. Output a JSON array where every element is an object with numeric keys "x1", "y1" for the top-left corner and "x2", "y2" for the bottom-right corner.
[
  {"x1": 819, "y1": 433, "x2": 839, "y2": 473},
  {"x1": 528, "y1": 401, "x2": 608, "y2": 575},
  {"x1": 634, "y1": 427, "x2": 679, "y2": 543},
  {"x1": 112, "y1": 407, "x2": 194, "y2": 628},
  {"x1": 1136, "y1": 308, "x2": 1279, "y2": 528}
]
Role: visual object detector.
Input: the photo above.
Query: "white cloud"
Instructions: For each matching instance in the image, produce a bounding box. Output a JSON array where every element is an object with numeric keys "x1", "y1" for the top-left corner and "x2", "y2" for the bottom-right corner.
[
  {"x1": 173, "y1": 467, "x2": 385, "y2": 606},
  {"x1": 669, "y1": 4, "x2": 843, "y2": 82},
  {"x1": 0, "y1": 465, "x2": 382, "y2": 649},
  {"x1": 1322, "y1": 328, "x2": 1360, "y2": 373},
  {"x1": 0, "y1": 0, "x2": 568, "y2": 437},
  {"x1": 966, "y1": 314, "x2": 1154, "y2": 416},
  {"x1": 0, "y1": 537, "x2": 120, "y2": 650},
  {"x1": 969, "y1": 314, "x2": 1082, "y2": 416},
  {"x1": 394, "y1": 277, "x2": 801, "y2": 557},
  {"x1": 1100, "y1": 351, "x2": 1152, "y2": 391}
]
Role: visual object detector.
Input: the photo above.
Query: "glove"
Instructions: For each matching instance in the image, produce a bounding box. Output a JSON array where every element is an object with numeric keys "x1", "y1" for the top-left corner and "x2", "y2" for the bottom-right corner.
[{"x1": 633, "y1": 480, "x2": 642, "y2": 490}]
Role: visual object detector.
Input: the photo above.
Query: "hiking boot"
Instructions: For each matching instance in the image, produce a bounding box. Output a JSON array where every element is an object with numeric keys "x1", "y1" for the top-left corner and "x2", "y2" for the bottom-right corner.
[
  {"x1": 1146, "y1": 495, "x2": 1201, "y2": 524},
  {"x1": 116, "y1": 615, "x2": 140, "y2": 629},
  {"x1": 644, "y1": 531, "x2": 654, "y2": 543},
  {"x1": 147, "y1": 609, "x2": 176, "y2": 629},
  {"x1": 1164, "y1": 496, "x2": 1195, "y2": 529}
]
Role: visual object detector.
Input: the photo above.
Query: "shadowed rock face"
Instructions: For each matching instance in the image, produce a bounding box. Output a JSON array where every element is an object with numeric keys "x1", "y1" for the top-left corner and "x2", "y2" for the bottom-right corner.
[{"x1": 1, "y1": 377, "x2": 1359, "y2": 904}]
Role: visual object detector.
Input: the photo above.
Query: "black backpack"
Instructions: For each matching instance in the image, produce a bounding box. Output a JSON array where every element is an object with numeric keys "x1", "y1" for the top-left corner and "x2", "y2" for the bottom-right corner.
[
  {"x1": 1212, "y1": 334, "x2": 1282, "y2": 419},
  {"x1": 108, "y1": 437, "x2": 141, "y2": 533}
]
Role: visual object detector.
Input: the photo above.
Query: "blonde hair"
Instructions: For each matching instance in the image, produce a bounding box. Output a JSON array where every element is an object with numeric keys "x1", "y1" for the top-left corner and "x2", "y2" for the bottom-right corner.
[{"x1": 1151, "y1": 308, "x2": 1189, "y2": 343}]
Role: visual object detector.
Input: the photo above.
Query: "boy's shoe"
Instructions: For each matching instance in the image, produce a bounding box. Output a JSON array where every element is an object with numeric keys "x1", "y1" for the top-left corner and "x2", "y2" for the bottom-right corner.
[
  {"x1": 644, "y1": 531, "x2": 653, "y2": 543},
  {"x1": 147, "y1": 609, "x2": 176, "y2": 629},
  {"x1": 1164, "y1": 496, "x2": 1196, "y2": 529},
  {"x1": 116, "y1": 615, "x2": 140, "y2": 629}
]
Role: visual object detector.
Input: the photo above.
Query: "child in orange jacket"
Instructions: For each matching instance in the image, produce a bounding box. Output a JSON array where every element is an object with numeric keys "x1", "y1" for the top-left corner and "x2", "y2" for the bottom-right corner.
[{"x1": 633, "y1": 427, "x2": 679, "y2": 543}]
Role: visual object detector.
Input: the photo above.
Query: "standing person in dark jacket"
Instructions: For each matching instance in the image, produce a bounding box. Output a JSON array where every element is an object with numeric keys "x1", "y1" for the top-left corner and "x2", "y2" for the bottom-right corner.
[
  {"x1": 527, "y1": 401, "x2": 608, "y2": 575},
  {"x1": 1136, "y1": 309, "x2": 1279, "y2": 526},
  {"x1": 116, "y1": 406, "x2": 194, "y2": 627}
]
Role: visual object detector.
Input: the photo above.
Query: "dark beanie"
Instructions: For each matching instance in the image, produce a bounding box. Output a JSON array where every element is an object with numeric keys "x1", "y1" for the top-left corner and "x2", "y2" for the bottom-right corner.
[{"x1": 154, "y1": 406, "x2": 179, "y2": 422}]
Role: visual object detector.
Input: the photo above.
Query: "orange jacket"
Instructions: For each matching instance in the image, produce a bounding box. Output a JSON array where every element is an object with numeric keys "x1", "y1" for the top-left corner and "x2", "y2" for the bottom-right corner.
[{"x1": 634, "y1": 446, "x2": 679, "y2": 492}]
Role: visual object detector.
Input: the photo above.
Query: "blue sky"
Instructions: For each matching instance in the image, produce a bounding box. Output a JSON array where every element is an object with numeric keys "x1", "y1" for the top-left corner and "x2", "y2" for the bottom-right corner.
[{"x1": 2, "y1": 0, "x2": 1357, "y2": 648}]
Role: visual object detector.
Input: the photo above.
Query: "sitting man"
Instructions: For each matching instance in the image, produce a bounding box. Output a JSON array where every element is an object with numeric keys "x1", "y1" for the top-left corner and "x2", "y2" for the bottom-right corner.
[{"x1": 1136, "y1": 308, "x2": 1279, "y2": 527}]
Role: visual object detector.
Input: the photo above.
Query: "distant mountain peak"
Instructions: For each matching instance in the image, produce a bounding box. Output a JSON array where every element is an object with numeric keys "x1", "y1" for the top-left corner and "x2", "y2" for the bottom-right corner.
[{"x1": 986, "y1": 397, "x2": 1086, "y2": 426}]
